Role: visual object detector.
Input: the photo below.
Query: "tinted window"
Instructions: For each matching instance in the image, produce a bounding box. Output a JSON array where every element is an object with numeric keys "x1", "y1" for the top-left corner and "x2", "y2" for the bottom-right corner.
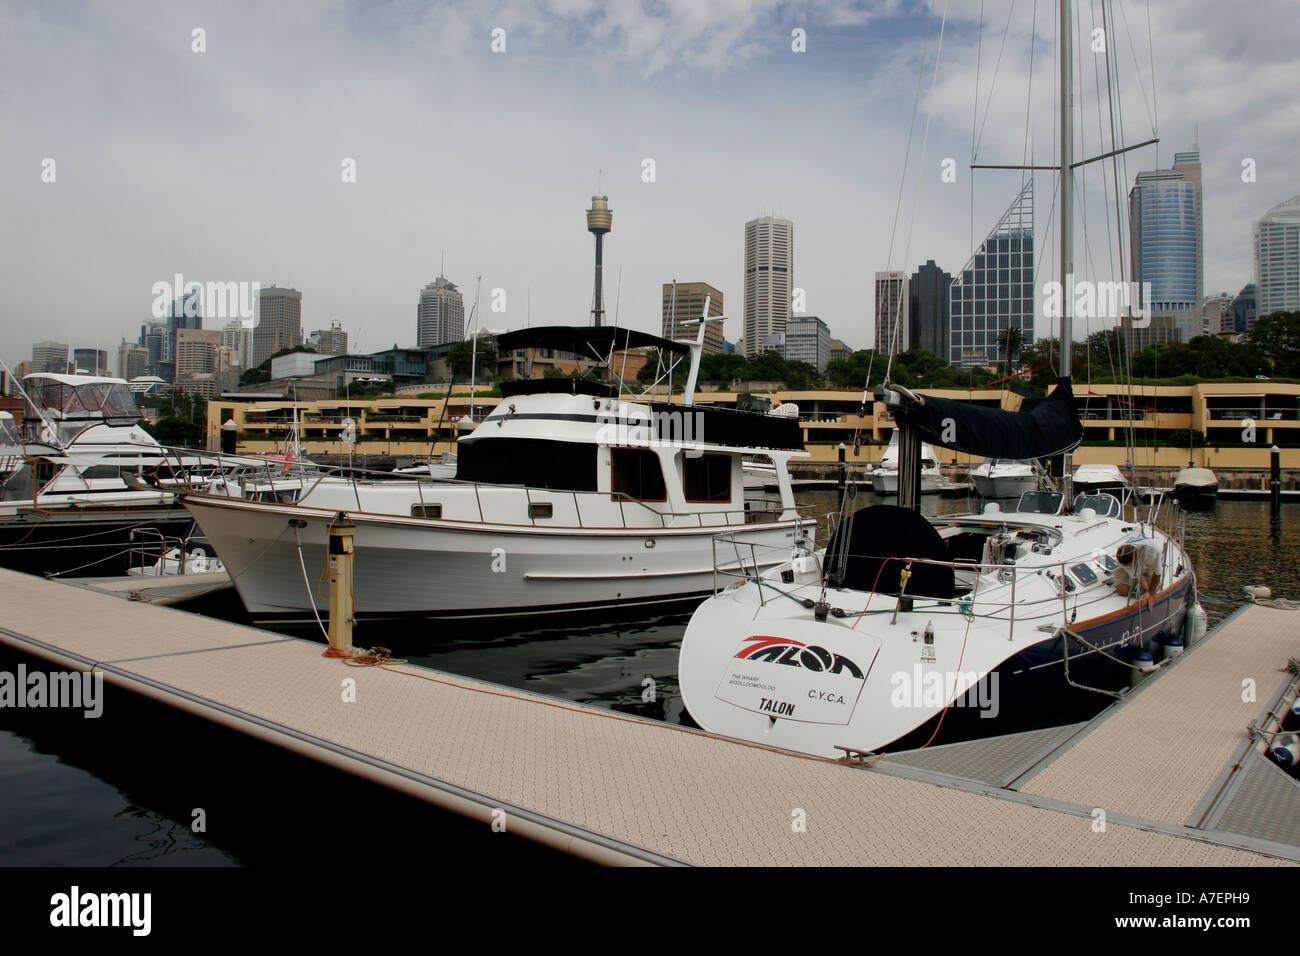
[
  {"x1": 611, "y1": 448, "x2": 666, "y2": 501},
  {"x1": 456, "y1": 438, "x2": 597, "y2": 492},
  {"x1": 683, "y1": 454, "x2": 731, "y2": 502}
]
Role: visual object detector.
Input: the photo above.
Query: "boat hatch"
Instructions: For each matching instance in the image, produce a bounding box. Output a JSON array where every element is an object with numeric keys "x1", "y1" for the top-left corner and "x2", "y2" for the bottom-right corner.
[{"x1": 1067, "y1": 562, "x2": 1099, "y2": 587}]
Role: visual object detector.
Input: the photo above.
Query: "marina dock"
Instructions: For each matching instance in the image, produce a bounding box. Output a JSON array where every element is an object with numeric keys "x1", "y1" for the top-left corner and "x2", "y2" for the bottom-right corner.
[{"x1": 0, "y1": 566, "x2": 1296, "y2": 866}]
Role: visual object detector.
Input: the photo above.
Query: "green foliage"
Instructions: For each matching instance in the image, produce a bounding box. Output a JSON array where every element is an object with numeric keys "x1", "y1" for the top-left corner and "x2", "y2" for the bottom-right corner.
[
  {"x1": 1246, "y1": 311, "x2": 1300, "y2": 377},
  {"x1": 345, "y1": 382, "x2": 395, "y2": 400},
  {"x1": 543, "y1": 366, "x2": 596, "y2": 380},
  {"x1": 142, "y1": 416, "x2": 203, "y2": 448},
  {"x1": 1129, "y1": 336, "x2": 1269, "y2": 379},
  {"x1": 447, "y1": 339, "x2": 497, "y2": 380}
]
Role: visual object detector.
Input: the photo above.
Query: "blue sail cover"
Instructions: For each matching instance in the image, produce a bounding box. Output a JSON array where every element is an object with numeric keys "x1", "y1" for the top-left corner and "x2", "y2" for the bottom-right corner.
[{"x1": 893, "y1": 377, "x2": 1084, "y2": 459}]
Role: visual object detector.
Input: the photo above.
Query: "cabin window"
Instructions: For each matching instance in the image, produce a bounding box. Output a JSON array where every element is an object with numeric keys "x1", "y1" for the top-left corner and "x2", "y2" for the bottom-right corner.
[
  {"x1": 79, "y1": 465, "x2": 127, "y2": 480},
  {"x1": 455, "y1": 438, "x2": 597, "y2": 492},
  {"x1": 682, "y1": 453, "x2": 731, "y2": 502},
  {"x1": 528, "y1": 502, "x2": 553, "y2": 519},
  {"x1": 411, "y1": 503, "x2": 442, "y2": 518},
  {"x1": 611, "y1": 448, "x2": 666, "y2": 501}
]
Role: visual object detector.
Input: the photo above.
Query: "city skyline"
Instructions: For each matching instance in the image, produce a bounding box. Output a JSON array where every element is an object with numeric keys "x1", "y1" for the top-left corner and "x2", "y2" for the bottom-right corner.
[{"x1": 2, "y1": 2, "x2": 1297, "y2": 371}]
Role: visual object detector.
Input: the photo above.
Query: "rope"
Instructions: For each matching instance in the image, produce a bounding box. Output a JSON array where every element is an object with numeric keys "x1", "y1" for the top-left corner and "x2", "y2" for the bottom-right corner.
[
  {"x1": 342, "y1": 647, "x2": 407, "y2": 667},
  {"x1": 293, "y1": 525, "x2": 329, "y2": 641}
]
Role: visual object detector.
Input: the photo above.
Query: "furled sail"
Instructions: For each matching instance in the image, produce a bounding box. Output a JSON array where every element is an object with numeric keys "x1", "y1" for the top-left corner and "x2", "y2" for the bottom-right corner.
[{"x1": 888, "y1": 377, "x2": 1083, "y2": 460}]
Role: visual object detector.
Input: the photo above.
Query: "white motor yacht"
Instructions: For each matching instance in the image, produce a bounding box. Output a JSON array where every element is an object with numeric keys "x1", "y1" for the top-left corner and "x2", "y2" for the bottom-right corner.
[
  {"x1": 970, "y1": 458, "x2": 1040, "y2": 499},
  {"x1": 181, "y1": 324, "x2": 815, "y2": 622}
]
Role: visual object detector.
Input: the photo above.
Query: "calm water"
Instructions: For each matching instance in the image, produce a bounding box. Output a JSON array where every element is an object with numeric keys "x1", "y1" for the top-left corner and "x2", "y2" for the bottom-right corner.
[{"x1": 2, "y1": 493, "x2": 1296, "y2": 865}]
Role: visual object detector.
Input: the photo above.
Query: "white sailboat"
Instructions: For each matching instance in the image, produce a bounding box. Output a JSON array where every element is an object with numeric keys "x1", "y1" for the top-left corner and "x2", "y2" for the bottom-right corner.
[{"x1": 676, "y1": 0, "x2": 1202, "y2": 758}]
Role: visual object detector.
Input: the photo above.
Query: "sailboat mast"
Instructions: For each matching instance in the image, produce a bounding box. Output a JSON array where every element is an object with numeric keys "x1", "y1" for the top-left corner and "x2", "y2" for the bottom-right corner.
[{"x1": 1059, "y1": 0, "x2": 1073, "y2": 378}]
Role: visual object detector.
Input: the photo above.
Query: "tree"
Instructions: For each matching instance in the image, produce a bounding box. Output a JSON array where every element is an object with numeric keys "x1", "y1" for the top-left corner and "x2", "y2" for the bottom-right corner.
[
  {"x1": 144, "y1": 416, "x2": 203, "y2": 448},
  {"x1": 1247, "y1": 311, "x2": 1300, "y2": 377},
  {"x1": 447, "y1": 339, "x2": 497, "y2": 380},
  {"x1": 996, "y1": 326, "x2": 1024, "y2": 370}
]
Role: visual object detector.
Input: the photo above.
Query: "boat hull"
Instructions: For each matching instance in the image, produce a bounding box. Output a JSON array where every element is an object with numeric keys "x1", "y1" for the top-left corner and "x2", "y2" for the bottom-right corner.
[
  {"x1": 971, "y1": 474, "x2": 1038, "y2": 499},
  {"x1": 1171, "y1": 483, "x2": 1218, "y2": 509},
  {"x1": 183, "y1": 494, "x2": 811, "y2": 620},
  {"x1": 679, "y1": 564, "x2": 1191, "y2": 758},
  {"x1": 870, "y1": 472, "x2": 943, "y2": 495},
  {"x1": 0, "y1": 507, "x2": 195, "y2": 577}
]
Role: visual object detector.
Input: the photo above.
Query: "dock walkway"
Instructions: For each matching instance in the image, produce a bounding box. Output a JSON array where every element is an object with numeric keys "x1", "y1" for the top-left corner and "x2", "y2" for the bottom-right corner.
[{"x1": 0, "y1": 568, "x2": 1295, "y2": 866}]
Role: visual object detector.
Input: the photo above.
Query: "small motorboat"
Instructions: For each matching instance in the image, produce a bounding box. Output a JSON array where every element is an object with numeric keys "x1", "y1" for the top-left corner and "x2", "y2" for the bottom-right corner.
[
  {"x1": 1071, "y1": 463, "x2": 1128, "y2": 496},
  {"x1": 1171, "y1": 467, "x2": 1218, "y2": 508},
  {"x1": 970, "y1": 458, "x2": 1039, "y2": 499}
]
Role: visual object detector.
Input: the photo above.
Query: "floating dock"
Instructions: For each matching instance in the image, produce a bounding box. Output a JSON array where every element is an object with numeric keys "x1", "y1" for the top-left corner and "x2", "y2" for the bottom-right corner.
[{"x1": 0, "y1": 567, "x2": 1296, "y2": 866}]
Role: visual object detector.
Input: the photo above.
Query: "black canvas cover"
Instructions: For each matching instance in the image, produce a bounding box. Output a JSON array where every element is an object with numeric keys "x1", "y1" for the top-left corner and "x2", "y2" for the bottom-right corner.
[
  {"x1": 824, "y1": 504, "x2": 955, "y2": 599},
  {"x1": 892, "y1": 377, "x2": 1083, "y2": 459}
]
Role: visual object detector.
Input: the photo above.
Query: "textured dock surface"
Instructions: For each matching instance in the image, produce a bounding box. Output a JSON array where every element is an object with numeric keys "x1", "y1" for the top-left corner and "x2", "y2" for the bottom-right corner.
[
  {"x1": 1020, "y1": 604, "x2": 1300, "y2": 827},
  {"x1": 0, "y1": 568, "x2": 1293, "y2": 866}
]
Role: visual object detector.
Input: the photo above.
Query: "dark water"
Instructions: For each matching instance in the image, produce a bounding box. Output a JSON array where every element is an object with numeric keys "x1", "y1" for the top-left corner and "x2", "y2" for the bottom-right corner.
[{"x1": 1, "y1": 493, "x2": 1295, "y2": 865}]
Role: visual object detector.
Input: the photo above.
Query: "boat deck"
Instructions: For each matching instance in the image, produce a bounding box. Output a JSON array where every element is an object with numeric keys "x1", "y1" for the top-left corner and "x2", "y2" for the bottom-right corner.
[
  {"x1": 0, "y1": 567, "x2": 1294, "y2": 866},
  {"x1": 62, "y1": 570, "x2": 234, "y2": 606}
]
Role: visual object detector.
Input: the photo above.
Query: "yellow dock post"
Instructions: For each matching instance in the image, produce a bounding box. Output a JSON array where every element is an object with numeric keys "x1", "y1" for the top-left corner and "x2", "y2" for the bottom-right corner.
[{"x1": 324, "y1": 514, "x2": 355, "y2": 658}]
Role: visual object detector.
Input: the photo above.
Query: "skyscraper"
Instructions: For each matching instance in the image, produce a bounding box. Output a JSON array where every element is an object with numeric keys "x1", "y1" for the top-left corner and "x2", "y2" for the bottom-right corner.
[
  {"x1": 220, "y1": 320, "x2": 252, "y2": 372},
  {"x1": 1254, "y1": 194, "x2": 1300, "y2": 316},
  {"x1": 909, "y1": 260, "x2": 953, "y2": 358},
  {"x1": 743, "y1": 217, "x2": 793, "y2": 360},
  {"x1": 784, "y1": 315, "x2": 831, "y2": 372},
  {"x1": 662, "y1": 282, "x2": 724, "y2": 354},
  {"x1": 166, "y1": 290, "x2": 202, "y2": 365},
  {"x1": 949, "y1": 181, "x2": 1035, "y2": 367},
  {"x1": 139, "y1": 321, "x2": 167, "y2": 372},
  {"x1": 309, "y1": 321, "x2": 348, "y2": 356},
  {"x1": 416, "y1": 277, "x2": 465, "y2": 348},
  {"x1": 1129, "y1": 149, "x2": 1203, "y2": 344},
  {"x1": 1232, "y1": 283, "x2": 1258, "y2": 333},
  {"x1": 118, "y1": 341, "x2": 149, "y2": 381},
  {"x1": 72, "y1": 349, "x2": 108, "y2": 375},
  {"x1": 874, "y1": 272, "x2": 910, "y2": 356},
  {"x1": 252, "y1": 286, "x2": 303, "y2": 367},
  {"x1": 176, "y1": 328, "x2": 222, "y2": 376},
  {"x1": 32, "y1": 341, "x2": 68, "y2": 373}
]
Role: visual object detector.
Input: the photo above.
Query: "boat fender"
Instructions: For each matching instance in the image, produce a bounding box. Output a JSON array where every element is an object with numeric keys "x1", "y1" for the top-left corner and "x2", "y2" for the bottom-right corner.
[
  {"x1": 1183, "y1": 603, "x2": 1207, "y2": 645},
  {"x1": 1272, "y1": 734, "x2": 1299, "y2": 771},
  {"x1": 1161, "y1": 635, "x2": 1185, "y2": 660},
  {"x1": 1130, "y1": 649, "x2": 1157, "y2": 688},
  {"x1": 1244, "y1": 585, "x2": 1273, "y2": 601}
]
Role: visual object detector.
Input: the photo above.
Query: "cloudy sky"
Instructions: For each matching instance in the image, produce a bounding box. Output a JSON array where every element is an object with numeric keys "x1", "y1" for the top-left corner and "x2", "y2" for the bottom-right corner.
[{"x1": 2, "y1": 0, "x2": 1297, "y2": 372}]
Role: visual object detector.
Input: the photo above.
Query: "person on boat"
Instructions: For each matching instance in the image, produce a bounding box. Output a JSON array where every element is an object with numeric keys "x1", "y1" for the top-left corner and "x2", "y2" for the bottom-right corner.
[{"x1": 1114, "y1": 541, "x2": 1161, "y2": 610}]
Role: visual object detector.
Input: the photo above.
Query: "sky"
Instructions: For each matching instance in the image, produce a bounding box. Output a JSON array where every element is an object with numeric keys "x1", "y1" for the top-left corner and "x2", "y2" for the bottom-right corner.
[{"x1": 2, "y1": 0, "x2": 1297, "y2": 372}]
